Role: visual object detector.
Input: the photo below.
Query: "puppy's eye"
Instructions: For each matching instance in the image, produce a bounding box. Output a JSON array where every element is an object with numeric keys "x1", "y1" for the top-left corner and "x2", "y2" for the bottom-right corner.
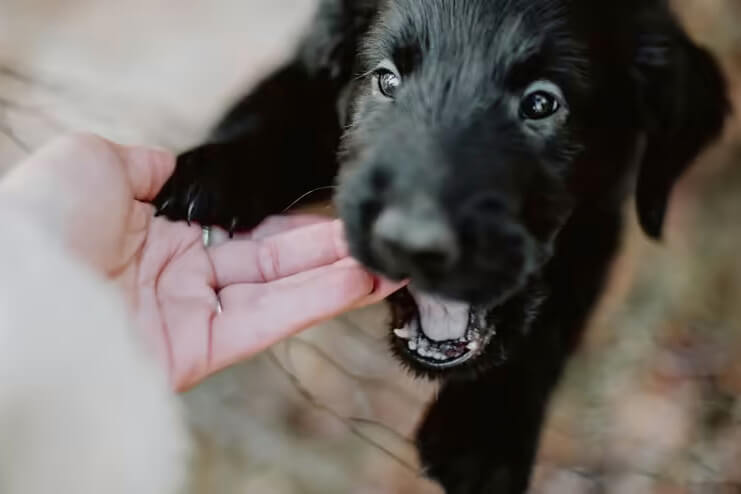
[
  {"x1": 376, "y1": 69, "x2": 401, "y2": 98},
  {"x1": 520, "y1": 92, "x2": 559, "y2": 119},
  {"x1": 519, "y1": 81, "x2": 565, "y2": 120}
]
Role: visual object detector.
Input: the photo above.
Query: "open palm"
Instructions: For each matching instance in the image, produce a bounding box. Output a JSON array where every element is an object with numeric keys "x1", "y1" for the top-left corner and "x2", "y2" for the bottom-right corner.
[{"x1": 1, "y1": 134, "x2": 402, "y2": 390}]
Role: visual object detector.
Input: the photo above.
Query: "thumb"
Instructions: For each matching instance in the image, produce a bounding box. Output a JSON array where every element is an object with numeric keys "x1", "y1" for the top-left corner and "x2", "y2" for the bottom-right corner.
[{"x1": 111, "y1": 143, "x2": 176, "y2": 201}]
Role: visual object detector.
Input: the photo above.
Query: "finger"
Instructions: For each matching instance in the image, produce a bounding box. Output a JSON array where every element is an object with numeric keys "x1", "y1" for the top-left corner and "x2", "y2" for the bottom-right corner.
[
  {"x1": 208, "y1": 264, "x2": 375, "y2": 374},
  {"x1": 217, "y1": 214, "x2": 331, "y2": 245},
  {"x1": 209, "y1": 219, "x2": 349, "y2": 286},
  {"x1": 110, "y1": 142, "x2": 176, "y2": 201},
  {"x1": 353, "y1": 276, "x2": 409, "y2": 308},
  {"x1": 242, "y1": 214, "x2": 333, "y2": 240}
]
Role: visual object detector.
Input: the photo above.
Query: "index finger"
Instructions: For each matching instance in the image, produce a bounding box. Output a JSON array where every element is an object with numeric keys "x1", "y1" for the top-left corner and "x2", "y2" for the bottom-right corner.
[{"x1": 208, "y1": 219, "x2": 350, "y2": 287}]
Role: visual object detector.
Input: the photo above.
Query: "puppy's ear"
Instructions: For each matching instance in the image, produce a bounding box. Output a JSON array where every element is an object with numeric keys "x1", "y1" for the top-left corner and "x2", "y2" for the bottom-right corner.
[
  {"x1": 632, "y1": 10, "x2": 730, "y2": 239},
  {"x1": 301, "y1": 0, "x2": 376, "y2": 84}
]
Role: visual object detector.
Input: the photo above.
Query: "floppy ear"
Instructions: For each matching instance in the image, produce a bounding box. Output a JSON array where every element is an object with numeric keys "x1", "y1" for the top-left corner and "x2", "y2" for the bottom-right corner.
[{"x1": 632, "y1": 13, "x2": 730, "y2": 239}]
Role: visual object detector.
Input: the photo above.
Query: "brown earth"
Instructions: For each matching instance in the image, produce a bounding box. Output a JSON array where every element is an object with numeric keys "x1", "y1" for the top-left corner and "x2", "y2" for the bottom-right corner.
[{"x1": 2, "y1": 1, "x2": 741, "y2": 492}]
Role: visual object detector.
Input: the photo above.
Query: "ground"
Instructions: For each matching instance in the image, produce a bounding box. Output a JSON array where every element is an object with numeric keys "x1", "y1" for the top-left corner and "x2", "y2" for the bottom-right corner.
[{"x1": 2, "y1": 1, "x2": 741, "y2": 492}]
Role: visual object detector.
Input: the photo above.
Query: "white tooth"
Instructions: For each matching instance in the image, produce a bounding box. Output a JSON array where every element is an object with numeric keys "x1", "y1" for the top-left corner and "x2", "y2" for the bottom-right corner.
[
  {"x1": 466, "y1": 341, "x2": 480, "y2": 351},
  {"x1": 394, "y1": 328, "x2": 412, "y2": 339},
  {"x1": 408, "y1": 340, "x2": 418, "y2": 351}
]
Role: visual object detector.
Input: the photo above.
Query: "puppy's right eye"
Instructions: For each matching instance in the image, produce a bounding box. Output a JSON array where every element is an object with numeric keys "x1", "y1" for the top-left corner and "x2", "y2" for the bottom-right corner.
[
  {"x1": 519, "y1": 80, "x2": 567, "y2": 121},
  {"x1": 520, "y1": 91, "x2": 560, "y2": 120},
  {"x1": 376, "y1": 69, "x2": 401, "y2": 98}
]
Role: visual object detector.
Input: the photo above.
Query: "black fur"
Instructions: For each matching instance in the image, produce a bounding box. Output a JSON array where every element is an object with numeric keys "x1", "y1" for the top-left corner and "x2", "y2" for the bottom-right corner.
[{"x1": 154, "y1": 1, "x2": 730, "y2": 492}]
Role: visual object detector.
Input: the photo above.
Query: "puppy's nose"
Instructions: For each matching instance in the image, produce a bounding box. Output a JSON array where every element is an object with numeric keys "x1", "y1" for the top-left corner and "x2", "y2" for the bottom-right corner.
[{"x1": 372, "y1": 205, "x2": 459, "y2": 273}]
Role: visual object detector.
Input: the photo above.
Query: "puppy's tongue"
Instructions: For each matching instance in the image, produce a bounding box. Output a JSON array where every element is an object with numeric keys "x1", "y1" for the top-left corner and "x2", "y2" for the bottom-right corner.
[{"x1": 408, "y1": 287, "x2": 470, "y2": 342}]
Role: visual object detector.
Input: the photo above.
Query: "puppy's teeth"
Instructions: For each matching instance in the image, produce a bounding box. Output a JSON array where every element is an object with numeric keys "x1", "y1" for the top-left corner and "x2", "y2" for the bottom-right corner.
[
  {"x1": 408, "y1": 339, "x2": 418, "y2": 351},
  {"x1": 466, "y1": 341, "x2": 480, "y2": 351},
  {"x1": 394, "y1": 328, "x2": 412, "y2": 339}
]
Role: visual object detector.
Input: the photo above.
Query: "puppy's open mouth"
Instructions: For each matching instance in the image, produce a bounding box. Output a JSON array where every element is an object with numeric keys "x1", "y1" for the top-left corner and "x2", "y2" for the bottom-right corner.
[{"x1": 388, "y1": 286, "x2": 491, "y2": 369}]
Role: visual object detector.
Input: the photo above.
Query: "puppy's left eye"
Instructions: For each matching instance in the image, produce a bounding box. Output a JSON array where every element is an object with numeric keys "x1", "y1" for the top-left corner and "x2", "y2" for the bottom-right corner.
[
  {"x1": 376, "y1": 69, "x2": 401, "y2": 98},
  {"x1": 519, "y1": 81, "x2": 565, "y2": 120},
  {"x1": 372, "y1": 60, "x2": 402, "y2": 99}
]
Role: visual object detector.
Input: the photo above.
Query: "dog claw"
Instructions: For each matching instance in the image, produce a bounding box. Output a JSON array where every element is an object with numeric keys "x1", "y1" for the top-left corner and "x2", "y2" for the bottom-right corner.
[
  {"x1": 155, "y1": 198, "x2": 172, "y2": 217},
  {"x1": 186, "y1": 201, "x2": 196, "y2": 226},
  {"x1": 228, "y1": 217, "x2": 238, "y2": 238},
  {"x1": 186, "y1": 204, "x2": 194, "y2": 225},
  {"x1": 184, "y1": 184, "x2": 201, "y2": 226}
]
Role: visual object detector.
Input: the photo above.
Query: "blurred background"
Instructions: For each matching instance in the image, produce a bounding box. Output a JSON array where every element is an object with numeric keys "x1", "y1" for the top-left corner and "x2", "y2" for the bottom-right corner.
[{"x1": 1, "y1": 0, "x2": 741, "y2": 492}]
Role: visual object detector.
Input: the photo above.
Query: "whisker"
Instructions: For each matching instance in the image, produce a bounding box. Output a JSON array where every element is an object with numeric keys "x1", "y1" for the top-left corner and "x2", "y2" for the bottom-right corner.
[{"x1": 282, "y1": 185, "x2": 338, "y2": 213}]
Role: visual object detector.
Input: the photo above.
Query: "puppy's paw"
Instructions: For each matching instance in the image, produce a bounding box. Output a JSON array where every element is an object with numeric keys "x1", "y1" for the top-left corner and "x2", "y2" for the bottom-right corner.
[
  {"x1": 423, "y1": 456, "x2": 522, "y2": 494},
  {"x1": 153, "y1": 143, "x2": 259, "y2": 233}
]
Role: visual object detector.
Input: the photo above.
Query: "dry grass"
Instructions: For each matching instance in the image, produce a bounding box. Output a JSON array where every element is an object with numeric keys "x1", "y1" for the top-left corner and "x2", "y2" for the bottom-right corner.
[{"x1": 1, "y1": 1, "x2": 741, "y2": 492}]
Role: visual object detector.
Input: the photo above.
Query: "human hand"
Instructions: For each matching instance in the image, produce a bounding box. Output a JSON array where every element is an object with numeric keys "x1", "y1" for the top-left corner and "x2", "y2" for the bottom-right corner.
[{"x1": 0, "y1": 134, "x2": 404, "y2": 390}]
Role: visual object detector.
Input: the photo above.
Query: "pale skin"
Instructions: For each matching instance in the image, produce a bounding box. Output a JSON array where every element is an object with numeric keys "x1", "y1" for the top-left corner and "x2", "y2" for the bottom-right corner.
[{"x1": 0, "y1": 133, "x2": 405, "y2": 390}]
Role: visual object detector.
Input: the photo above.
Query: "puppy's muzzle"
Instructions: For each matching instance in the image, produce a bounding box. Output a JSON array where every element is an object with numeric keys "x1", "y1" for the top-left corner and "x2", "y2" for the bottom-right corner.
[
  {"x1": 363, "y1": 189, "x2": 533, "y2": 303},
  {"x1": 372, "y1": 199, "x2": 459, "y2": 276}
]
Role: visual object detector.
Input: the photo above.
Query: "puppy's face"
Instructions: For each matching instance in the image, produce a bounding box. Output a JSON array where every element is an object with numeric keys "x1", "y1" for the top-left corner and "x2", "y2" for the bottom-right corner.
[{"x1": 335, "y1": 0, "x2": 728, "y2": 376}]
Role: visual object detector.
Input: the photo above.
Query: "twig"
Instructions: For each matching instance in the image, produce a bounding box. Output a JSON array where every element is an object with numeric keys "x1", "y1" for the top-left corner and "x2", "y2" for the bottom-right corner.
[{"x1": 268, "y1": 350, "x2": 421, "y2": 474}]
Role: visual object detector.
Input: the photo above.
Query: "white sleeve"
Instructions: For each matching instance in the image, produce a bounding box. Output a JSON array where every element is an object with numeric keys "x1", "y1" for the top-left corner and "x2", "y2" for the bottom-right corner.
[{"x1": 0, "y1": 209, "x2": 190, "y2": 494}]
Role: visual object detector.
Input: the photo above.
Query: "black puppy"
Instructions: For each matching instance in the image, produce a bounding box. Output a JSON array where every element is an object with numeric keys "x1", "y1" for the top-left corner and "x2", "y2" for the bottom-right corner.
[{"x1": 155, "y1": 0, "x2": 730, "y2": 492}]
